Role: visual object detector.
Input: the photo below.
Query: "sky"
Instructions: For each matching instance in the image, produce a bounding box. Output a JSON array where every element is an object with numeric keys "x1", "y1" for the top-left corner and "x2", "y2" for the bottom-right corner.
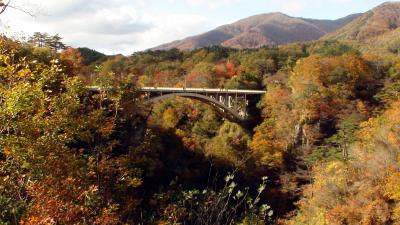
[{"x1": 0, "y1": 0, "x2": 393, "y2": 55}]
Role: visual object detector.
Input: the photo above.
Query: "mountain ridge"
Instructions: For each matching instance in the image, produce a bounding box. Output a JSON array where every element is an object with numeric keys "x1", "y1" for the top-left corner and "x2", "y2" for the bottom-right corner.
[
  {"x1": 152, "y1": 12, "x2": 361, "y2": 51},
  {"x1": 322, "y1": 1, "x2": 400, "y2": 53}
]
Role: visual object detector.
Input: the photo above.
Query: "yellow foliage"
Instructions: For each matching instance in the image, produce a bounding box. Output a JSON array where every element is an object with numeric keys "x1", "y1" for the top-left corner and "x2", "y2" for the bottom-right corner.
[
  {"x1": 385, "y1": 170, "x2": 400, "y2": 223},
  {"x1": 358, "y1": 100, "x2": 400, "y2": 152},
  {"x1": 290, "y1": 99, "x2": 400, "y2": 225},
  {"x1": 288, "y1": 207, "x2": 329, "y2": 225},
  {"x1": 205, "y1": 121, "x2": 250, "y2": 167},
  {"x1": 250, "y1": 119, "x2": 286, "y2": 169},
  {"x1": 100, "y1": 119, "x2": 115, "y2": 136},
  {"x1": 290, "y1": 55, "x2": 322, "y2": 97},
  {"x1": 3, "y1": 146, "x2": 12, "y2": 157},
  {"x1": 357, "y1": 118, "x2": 378, "y2": 152},
  {"x1": 309, "y1": 162, "x2": 348, "y2": 205},
  {"x1": 175, "y1": 129, "x2": 186, "y2": 138},
  {"x1": 162, "y1": 107, "x2": 180, "y2": 129}
]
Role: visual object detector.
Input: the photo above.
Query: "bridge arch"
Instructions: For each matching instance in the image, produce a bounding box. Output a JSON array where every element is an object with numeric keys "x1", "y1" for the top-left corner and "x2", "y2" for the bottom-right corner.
[
  {"x1": 145, "y1": 92, "x2": 243, "y2": 122},
  {"x1": 86, "y1": 86, "x2": 266, "y2": 122}
]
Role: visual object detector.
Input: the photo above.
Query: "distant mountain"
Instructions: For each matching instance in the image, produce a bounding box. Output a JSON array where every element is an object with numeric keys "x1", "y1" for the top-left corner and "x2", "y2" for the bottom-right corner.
[
  {"x1": 152, "y1": 13, "x2": 361, "y2": 51},
  {"x1": 78, "y1": 47, "x2": 107, "y2": 65},
  {"x1": 323, "y1": 2, "x2": 400, "y2": 52}
]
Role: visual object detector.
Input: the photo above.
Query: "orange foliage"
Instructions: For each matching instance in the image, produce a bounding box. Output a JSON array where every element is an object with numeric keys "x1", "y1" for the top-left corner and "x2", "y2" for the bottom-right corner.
[
  {"x1": 215, "y1": 61, "x2": 237, "y2": 78},
  {"x1": 154, "y1": 71, "x2": 162, "y2": 82},
  {"x1": 290, "y1": 99, "x2": 400, "y2": 225},
  {"x1": 59, "y1": 47, "x2": 85, "y2": 75}
]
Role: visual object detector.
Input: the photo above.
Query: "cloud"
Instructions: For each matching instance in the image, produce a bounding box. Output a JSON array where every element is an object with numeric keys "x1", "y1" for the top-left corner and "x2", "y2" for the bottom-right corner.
[
  {"x1": 264, "y1": 0, "x2": 307, "y2": 15},
  {"x1": 1, "y1": 0, "x2": 386, "y2": 54},
  {"x1": 263, "y1": 0, "x2": 383, "y2": 18},
  {"x1": 1, "y1": 0, "x2": 212, "y2": 55},
  {"x1": 42, "y1": 5, "x2": 153, "y2": 35},
  {"x1": 184, "y1": 0, "x2": 241, "y2": 9},
  {"x1": 139, "y1": 13, "x2": 208, "y2": 48}
]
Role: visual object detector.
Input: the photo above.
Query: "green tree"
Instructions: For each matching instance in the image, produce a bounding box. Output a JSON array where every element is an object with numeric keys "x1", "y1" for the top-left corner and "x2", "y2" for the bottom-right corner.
[
  {"x1": 28, "y1": 33, "x2": 66, "y2": 51},
  {"x1": 28, "y1": 32, "x2": 49, "y2": 48},
  {"x1": 47, "y1": 34, "x2": 66, "y2": 51},
  {"x1": 205, "y1": 121, "x2": 250, "y2": 167},
  {"x1": 78, "y1": 47, "x2": 106, "y2": 65}
]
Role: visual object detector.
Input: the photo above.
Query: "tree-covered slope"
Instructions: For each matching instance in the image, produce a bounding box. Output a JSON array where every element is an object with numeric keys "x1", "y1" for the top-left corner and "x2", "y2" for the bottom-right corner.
[
  {"x1": 323, "y1": 1, "x2": 400, "y2": 53},
  {"x1": 2, "y1": 22, "x2": 400, "y2": 224},
  {"x1": 153, "y1": 13, "x2": 359, "y2": 51}
]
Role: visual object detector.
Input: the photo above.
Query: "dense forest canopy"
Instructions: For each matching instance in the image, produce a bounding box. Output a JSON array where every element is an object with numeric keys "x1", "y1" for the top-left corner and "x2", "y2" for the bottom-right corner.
[{"x1": 1, "y1": 14, "x2": 400, "y2": 224}]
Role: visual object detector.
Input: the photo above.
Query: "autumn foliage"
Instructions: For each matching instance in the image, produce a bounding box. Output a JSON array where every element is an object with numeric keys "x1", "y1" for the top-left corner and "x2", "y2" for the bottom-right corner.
[{"x1": 2, "y1": 33, "x2": 400, "y2": 224}]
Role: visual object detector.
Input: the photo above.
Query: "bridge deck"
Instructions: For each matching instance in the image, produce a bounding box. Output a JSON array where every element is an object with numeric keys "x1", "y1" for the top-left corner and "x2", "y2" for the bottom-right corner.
[
  {"x1": 87, "y1": 86, "x2": 265, "y2": 121},
  {"x1": 87, "y1": 86, "x2": 266, "y2": 95},
  {"x1": 140, "y1": 87, "x2": 266, "y2": 95}
]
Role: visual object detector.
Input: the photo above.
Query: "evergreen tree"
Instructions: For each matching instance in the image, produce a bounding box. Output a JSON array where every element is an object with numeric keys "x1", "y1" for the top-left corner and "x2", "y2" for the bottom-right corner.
[
  {"x1": 28, "y1": 32, "x2": 66, "y2": 51},
  {"x1": 47, "y1": 34, "x2": 66, "y2": 51}
]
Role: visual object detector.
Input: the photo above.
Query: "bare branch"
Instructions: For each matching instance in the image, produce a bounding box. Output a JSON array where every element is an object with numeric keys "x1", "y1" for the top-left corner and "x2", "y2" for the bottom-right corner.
[
  {"x1": 0, "y1": 0, "x2": 35, "y2": 17},
  {"x1": 0, "y1": 0, "x2": 11, "y2": 14},
  {"x1": 7, "y1": 4, "x2": 35, "y2": 17}
]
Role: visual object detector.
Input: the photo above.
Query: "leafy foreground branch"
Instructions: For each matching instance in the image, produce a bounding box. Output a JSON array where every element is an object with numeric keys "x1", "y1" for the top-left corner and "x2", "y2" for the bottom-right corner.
[
  {"x1": 156, "y1": 174, "x2": 273, "y2": 225},
  {"x1": 0, "y1": 37, "x2": 275, "y2": 224}
]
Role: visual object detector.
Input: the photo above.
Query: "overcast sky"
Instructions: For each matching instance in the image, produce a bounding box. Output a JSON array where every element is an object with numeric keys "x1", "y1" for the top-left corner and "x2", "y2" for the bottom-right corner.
[{"x1": 0, "y1": 0, "x2": 392, "y2": 55}]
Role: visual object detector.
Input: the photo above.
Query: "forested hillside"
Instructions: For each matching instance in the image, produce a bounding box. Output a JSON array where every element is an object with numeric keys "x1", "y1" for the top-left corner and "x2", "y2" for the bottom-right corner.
[
  {"x1": 324, "y1": 2, "x2": 400, "y2": 54},
  {"x1": 2, "y1": 27, "x2": 400, "y2": 224},
  {"x1": 153, "y1": 13, "x2": 359, "y2": 50},
  {"x1": 2, "y1": 1, "x2": 400, "y2": 224}
]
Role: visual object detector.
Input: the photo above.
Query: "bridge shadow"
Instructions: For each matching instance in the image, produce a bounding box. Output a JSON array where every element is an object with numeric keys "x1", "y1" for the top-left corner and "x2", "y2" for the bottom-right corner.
[
  {"x1": 83, "y1": 87, "x2": 291, "y2": 221},
  {"x1": 140, "y1": 87, "x2": 266, "y2": 125},
  {"x1": 142, "y1": 93, "x2": 264, "y2": 132}
]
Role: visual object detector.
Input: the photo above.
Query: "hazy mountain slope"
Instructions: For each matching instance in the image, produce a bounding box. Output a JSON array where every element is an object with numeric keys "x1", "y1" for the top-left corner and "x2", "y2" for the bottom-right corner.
[
  {"x1": 303, "y1": 14, "x2": 362, "y2": 33},
  {"x1": 153, "y1": 13, "x2": 360, "y2": 51},
  {"x1": 323, "y1": 2, "x2": 400, "y2": 52}
]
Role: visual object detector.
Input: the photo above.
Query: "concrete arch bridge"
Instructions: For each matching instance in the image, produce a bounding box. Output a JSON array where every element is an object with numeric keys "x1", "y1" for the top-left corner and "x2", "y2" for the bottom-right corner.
[{"x1": 140, "y1": 87, "x2": 266, "y2": 122}]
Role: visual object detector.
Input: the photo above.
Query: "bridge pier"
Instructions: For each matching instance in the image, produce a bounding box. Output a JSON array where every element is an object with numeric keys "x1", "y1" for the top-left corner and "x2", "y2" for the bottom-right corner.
[
  {"x1": 86, "y1": 86, "x2": 265, "y2": 123},
  {"x1": 139, "y1": 87, "x2": 265, "y2": 122}
]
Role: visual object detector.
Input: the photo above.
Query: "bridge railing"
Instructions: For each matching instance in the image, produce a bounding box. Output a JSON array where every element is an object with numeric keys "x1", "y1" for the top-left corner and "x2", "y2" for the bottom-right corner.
[
  {"x1": 87, "y1": 86, "x2": 266, "y2": 95},
  {"x1": 86, "y1": 86, "x2": 266, "y2": 122},
  {"x1": 140, "y1": 87, "x2": 266, "y2": 95}
]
